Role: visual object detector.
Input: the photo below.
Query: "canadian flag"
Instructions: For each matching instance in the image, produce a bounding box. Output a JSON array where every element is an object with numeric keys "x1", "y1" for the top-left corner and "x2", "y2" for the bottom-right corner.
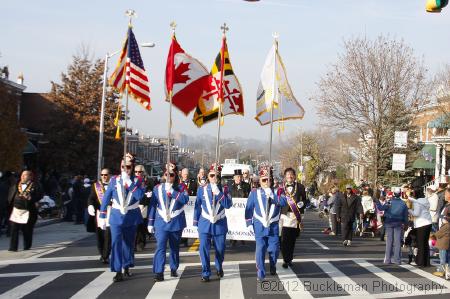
[{"x1": 165, "y1": 36, "x2": 210, "y2": 115}]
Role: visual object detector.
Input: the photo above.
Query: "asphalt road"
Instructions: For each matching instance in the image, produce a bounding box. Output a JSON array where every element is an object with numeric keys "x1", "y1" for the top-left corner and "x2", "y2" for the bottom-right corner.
[{"x1": 0, "y1": 211, "x2": 449, "y2": 299}]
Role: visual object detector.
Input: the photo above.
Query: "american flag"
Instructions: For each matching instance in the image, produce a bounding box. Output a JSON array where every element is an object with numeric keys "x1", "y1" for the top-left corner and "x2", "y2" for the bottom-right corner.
[{"x1": 109, "y1": 27, "x2": 151, "y2": 110}]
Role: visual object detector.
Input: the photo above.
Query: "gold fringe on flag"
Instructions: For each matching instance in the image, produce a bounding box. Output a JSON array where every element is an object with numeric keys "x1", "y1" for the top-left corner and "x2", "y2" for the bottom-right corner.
[
  {"x1": 114, "y1": 103, "x2": 121, "y2": 140},
  {"x1": 115, "y1": 126, "x2": 121, "y2": 140}
]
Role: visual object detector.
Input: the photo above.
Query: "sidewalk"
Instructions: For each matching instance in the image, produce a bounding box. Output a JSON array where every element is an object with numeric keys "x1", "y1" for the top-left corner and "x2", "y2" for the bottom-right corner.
[{"x1": 0, "y1": 222, "x2": 91, "y2": 261}]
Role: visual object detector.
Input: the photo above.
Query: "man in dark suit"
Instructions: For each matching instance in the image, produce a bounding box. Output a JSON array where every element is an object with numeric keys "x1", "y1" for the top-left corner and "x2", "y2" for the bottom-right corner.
[
  {"x1": 230, "y1": 169, "x2": 250, "y2": 198},
  {"x1": 336, "y1": 185, "x2": 363, "y2": 246}
]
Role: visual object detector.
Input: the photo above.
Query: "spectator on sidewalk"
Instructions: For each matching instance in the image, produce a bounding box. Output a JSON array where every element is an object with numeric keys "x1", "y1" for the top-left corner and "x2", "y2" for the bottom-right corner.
[
  {"x1": 408, "y1": 191, "x2": 432, "y2": 267},
  {"x1": 426, "y1": 186, "x2": 440, "y2": 232},
  {"x1": 8, "y1": 170, "x2": 42, "y2": 251},
  {"x1": 376, "y1": 187, "x2": 408, "y2": 264},
  {"x1": 432, "y1": 210, "x2": 450, "y2": 278}
]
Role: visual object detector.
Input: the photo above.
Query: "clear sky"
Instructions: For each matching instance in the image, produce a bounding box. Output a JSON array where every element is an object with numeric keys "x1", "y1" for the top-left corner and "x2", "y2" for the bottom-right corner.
[{"x1": 2, "y1": 0, "x2": 450, "y2": 141}]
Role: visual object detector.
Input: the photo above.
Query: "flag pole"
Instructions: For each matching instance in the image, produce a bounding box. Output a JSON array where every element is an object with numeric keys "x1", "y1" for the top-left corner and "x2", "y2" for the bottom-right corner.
[
  {"x1": 214, "y1": 23, "x2": 229, "y2": 170},
  {"x1": 167, "y1": 22, "x2": 177, "y2": 170},
  {"x1": 267, "y1": 33, "x2": 278, "y2": 219}
]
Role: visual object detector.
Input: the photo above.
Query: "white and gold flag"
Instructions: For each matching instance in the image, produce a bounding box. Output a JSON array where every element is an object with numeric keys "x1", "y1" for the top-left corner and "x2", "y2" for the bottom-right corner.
[{"x1": 255, "y1": 44, "x2": 304, "y2": 126}]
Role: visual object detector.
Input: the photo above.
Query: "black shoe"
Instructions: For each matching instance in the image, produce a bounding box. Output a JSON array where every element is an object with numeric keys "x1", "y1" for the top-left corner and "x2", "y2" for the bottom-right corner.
[
  {"x1": 201, "y1": 276, "x2": 210, "y2": 282},
  {"x1": 171, "y1": 270, "x2": 178, "y2": 277},
  {"x1": 270, "y1": 265, "x2": 277, "y2": 275},
  {"x1": 217, "y1": 269, "x2": 224, "y2": 278},
  {"x1": 282, "y1": 263, "x2": 288, "y2": 269},
  {"x1": 8, "y1": 248, "x2": 17, "y2": 252},
  {"x1": 23, "y1": 247, "x2": 31, "y2": 251},
  {"x1": 408, "y1": 255, "x2": 413, "y2": 264},
  {"x1": 124, "y1": 268, "x2": 132, "y2": 277},
  {"x1": 101, "y1": 257, "x2": 109, "y2": 264},
  {"x1": 113, "y1": 272, "x2": 123, "y2": 282},
  {"x1": 287, "y1": 262, "x2": 293, "y2": 268},
  {"x1": 154, "y1": 273, "x2": 164, "y2": 282}
]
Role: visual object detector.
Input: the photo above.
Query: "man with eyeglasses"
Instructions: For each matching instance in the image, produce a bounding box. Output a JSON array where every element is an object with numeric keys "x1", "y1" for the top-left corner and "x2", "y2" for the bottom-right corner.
[
  {"x1": 193, "y1": 163, "x2": 232, "y2": 282},
  {"x1": 87, "y1": 168, "x2": 112, "y2": 264},
  {"x1": 98, "y1": 153, "x2": 145, "y2": 282},
  {"x1": 242, "y1": 170, "x2": 251, "y2": 185},
  {"x1": 245, "y1": 164, "x2": 287, "y2": 282},
  {"x1": 148, "y1": 162, "x2": 189, "y2": 282}
]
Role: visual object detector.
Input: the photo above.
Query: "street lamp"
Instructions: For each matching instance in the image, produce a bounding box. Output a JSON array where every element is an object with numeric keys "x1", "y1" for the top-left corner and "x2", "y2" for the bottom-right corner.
[{"x1": 96, "y1": 42, "x2": 155, "y2": 180}]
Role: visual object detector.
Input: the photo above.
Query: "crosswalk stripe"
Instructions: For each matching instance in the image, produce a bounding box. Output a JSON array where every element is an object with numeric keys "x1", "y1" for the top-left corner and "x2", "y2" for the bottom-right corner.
[
  {"x1": 399, "y1": 263, "x2": 450, "y2": 289},
  {"x1": 220, "y1": 263, "x2": 245, "y2": 299},
  {"x1": 310, "y1": 238, "x2": 330, "y2": 250},
  {"x1": 315, "y1": 261, "x2": 372, "y2": 297},
  {"x1": 277, "y1": 264, "x2": 314, "y2": 299},
  {"x1": 145, "y1": 265, "x2": 184, "y2": 299},
  {"x1": 70, "y1": 271, "x2": 115, "y2": 299},
  {"x1": 0, "y1": 272, "x2": 62, "y2": 299}
]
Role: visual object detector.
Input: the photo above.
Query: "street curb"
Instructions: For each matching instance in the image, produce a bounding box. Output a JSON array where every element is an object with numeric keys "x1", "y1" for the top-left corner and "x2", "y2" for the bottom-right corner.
[{"x1": 35, "y1": 218, "x2": 62, "y2": 228}]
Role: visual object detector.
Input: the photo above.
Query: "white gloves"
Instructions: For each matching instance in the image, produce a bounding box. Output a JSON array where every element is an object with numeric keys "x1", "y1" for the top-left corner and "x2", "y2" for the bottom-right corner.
[
  {"x1": 87, "y1": 205, "x2": 95, "y2": 216},
  {"x1": 297, "y1": 202, "x2": 304, "y2": 209},
  {"x1": 145, "y1": 191, "x2": 152, "y2": 198},
  {"x1": 211, "y1": 183, "x2": 220, "y2": 195},
  {"x1": 264, "y1": 188, "x2": 273, "y2": 199},
  {"x1": 147, "y1": 226, "x2": 155, "y2": 234},
  {"x1": 98, "y1": 218, "x2": 107, "y2": 230}
]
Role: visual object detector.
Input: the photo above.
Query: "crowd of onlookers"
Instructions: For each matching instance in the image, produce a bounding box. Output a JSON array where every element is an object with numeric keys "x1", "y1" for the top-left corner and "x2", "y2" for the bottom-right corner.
[{"x1": 317, "y1": 181, "x2": 450, "y2": 279}]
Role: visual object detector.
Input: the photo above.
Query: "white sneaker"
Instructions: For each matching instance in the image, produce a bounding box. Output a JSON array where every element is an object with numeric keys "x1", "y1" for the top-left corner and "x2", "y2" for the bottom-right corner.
[
  {"x1": 343, "y1": 240, "x2": 348, "y2": 246},
  {"x1": 347, "y1": 240, "x2": 352, "y2": 246}
]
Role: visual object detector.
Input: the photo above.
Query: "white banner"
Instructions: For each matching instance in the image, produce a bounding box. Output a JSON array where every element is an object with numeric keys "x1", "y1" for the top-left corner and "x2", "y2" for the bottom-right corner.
[
  {"x1": 392, "y1": 153, "x2": 406, "y2": 171},
  {"x1": 181, "y1": 196, "x2": 255, "y2": 241}
]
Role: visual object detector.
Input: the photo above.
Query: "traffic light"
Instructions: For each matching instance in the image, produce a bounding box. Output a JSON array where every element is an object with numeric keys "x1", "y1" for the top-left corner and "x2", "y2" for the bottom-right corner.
[{"x1": 426, "y1": 0, "x2": 449, "y2": 12}]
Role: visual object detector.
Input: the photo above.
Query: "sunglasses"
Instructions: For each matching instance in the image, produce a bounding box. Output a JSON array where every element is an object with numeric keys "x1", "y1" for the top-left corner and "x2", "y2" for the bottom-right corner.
[
  {"x1": 135, "y1": 171, "x2": 143, "y2": 174},
  {"x1": 121, "y1": 165, "x2": 132, "y2": 170},
  {"x1": 261, "y1": 178, "x2": 268, "y2": 183},
  {"x1": 209, "y1": 174, "x2": 216, "y2": 178},
  {"x1": 165, "y1": 172, "x2": 175, "y2": 177},
  {"x1": 101, "y1": 174, "x2": 109, "y2": 177}
]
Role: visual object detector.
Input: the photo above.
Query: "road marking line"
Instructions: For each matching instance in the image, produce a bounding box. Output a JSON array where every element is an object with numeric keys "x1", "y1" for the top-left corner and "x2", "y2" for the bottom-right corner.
[
  {"x1": 30, "y1": 246, "x2": 67, "y2": 259},
  {"x1": 145, "y1": 265, "x2": 184, "y2": 299},
  {"x1": 0, "y1": 272, "x2": 62, "y2": 298},
  {"x1": 310, "y1": 238, "x2": 329, "y2": 250},
  {"x1": 315, "y1": 261, "x2": 372, "y2": 297},
  {"x1": 399, "y1": 263, "x2": 450, "y2": 289},
  {"x1": 188, "y1": 239, "x2": 200, "y2": 252},
  {"x1": 220, "y1": 263, "x2": 245, "y2": 299},
  {"x1": 69, "y1": 271, "x2": 115, "y2": 299},
  {"x1": 277, "y1": 264, "x2": 314, "y2": 299}
]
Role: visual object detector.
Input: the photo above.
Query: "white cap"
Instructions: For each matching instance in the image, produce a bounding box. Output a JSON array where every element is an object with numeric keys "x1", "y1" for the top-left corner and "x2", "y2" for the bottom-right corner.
[
  {"x1": 427, "y1": 185, "x2": 437, "y2": 192},
  {"x1": 393, "y1": 187, "x2": 401, "y2": 194}
]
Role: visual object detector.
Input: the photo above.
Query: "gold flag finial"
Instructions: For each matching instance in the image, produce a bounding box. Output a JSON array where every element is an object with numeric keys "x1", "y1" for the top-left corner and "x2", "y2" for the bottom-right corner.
[
  {"x1": 125, "y1": 9, "x2": 137, "y2": 26},
  {"x1": 170, "y1": 21, "x2": 177, "y2": 34}
]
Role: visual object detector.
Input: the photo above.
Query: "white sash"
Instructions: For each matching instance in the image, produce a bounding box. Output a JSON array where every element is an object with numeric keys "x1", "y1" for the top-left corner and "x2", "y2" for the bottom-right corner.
[
  {"x1": 254, "y1": 189, "x2": 278, "y2": 228},
  {"x1": 202, "y1": 186, "x2": 225, "y2": 224},
  {"x1": 157, "y1": 185, "x2": 184, "y2": 223},
  {"x1": 112, "y1": 201, "x2": 140, "y2": 212},
  {"x1": 115, "y1": 179, "x2": 135, "y2": 215}
]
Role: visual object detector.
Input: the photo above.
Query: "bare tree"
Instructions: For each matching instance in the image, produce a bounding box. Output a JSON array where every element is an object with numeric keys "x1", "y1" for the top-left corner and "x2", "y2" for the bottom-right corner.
[
  {"x1": 314, "y1": 35, "x2": 430, "y2": 186},
  {"x1": 433, "y1": 64, "x2": 450, "y2": 122}
]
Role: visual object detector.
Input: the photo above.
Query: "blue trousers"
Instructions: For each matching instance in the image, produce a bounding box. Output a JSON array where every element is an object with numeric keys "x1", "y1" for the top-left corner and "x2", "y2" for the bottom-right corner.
[
  {"x1": 384, "y1": 224, "x2": 402, "y2": 264},
  {"x1": 109, "y1": 224, "x2": 137, "y2": 272},
  {"x1": 255, "y1": 234, "x2": 279, "y2": 279},
  {"x1": 153, "y1": 229, "x2": 182, "y2": 274},
  {"x1": 199, "y1": 233, "x2": 226, "y2": 278}
]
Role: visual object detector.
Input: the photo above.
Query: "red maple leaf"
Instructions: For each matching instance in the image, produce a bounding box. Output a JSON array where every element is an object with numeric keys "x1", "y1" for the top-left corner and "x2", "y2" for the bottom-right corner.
[{"x1": 174, "y1": 62, "x2": 190, "y2": 84}]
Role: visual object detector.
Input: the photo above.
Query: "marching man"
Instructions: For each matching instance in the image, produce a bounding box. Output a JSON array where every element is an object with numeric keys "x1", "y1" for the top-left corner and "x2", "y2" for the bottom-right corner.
[
  {"x1": 87, "y1": 168, "x2": 112, "y2": 264},
  {"x1": 148, "y1": 162, "x2": 189, "y2": 282},
  {"x1": 98, "y1": 154, "x2": 145, "y2": 282},
  {"x1": 245, "y1": 164, "x2": 287, "y2": 281},
  {"x1": 194, "y1": 163, "x2": 232, "y2": 282}
]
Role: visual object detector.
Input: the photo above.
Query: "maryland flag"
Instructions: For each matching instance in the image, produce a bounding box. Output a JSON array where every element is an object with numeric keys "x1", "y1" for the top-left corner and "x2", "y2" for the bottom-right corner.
[
  {"x1": 255, "y1": 43, "x2": 304, "y2": 127},
  {"x1": 192, "y1": 37, "x2": 243, "y2": 127}
]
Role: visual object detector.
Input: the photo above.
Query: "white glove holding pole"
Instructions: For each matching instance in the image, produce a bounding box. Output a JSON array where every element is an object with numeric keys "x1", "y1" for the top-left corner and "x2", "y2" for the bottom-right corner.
[
  {"x1": 211, "y1": 183, "x2": 220, "y2": 195},
  {"x1": 147, "y1": 226, "x2": 155, "y2": 234},
  {"x1": 264, "y1": 188, "x2": 273, "y2": 199},
  {"x1": 87, "y1": 205, "x2": 96, "y2": 216},
  {"x1": 297, "y1": 202, "x2": 304, "y2": 209}
]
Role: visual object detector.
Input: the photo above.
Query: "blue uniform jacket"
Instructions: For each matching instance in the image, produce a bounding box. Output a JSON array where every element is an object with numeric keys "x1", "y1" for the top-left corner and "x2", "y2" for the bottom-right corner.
[
  {"x1": 245, "y1": 188, "x2": 287, "y2": 237},
  {"x1": 148, "y1": 183, "x2": 189, "y2": 232},
  {"x1": 194, "y1": 184, "x2": 232, "y2": 236},
  {"x1": 99, "y1": 175, "x2": 144, "y2": 227}
]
